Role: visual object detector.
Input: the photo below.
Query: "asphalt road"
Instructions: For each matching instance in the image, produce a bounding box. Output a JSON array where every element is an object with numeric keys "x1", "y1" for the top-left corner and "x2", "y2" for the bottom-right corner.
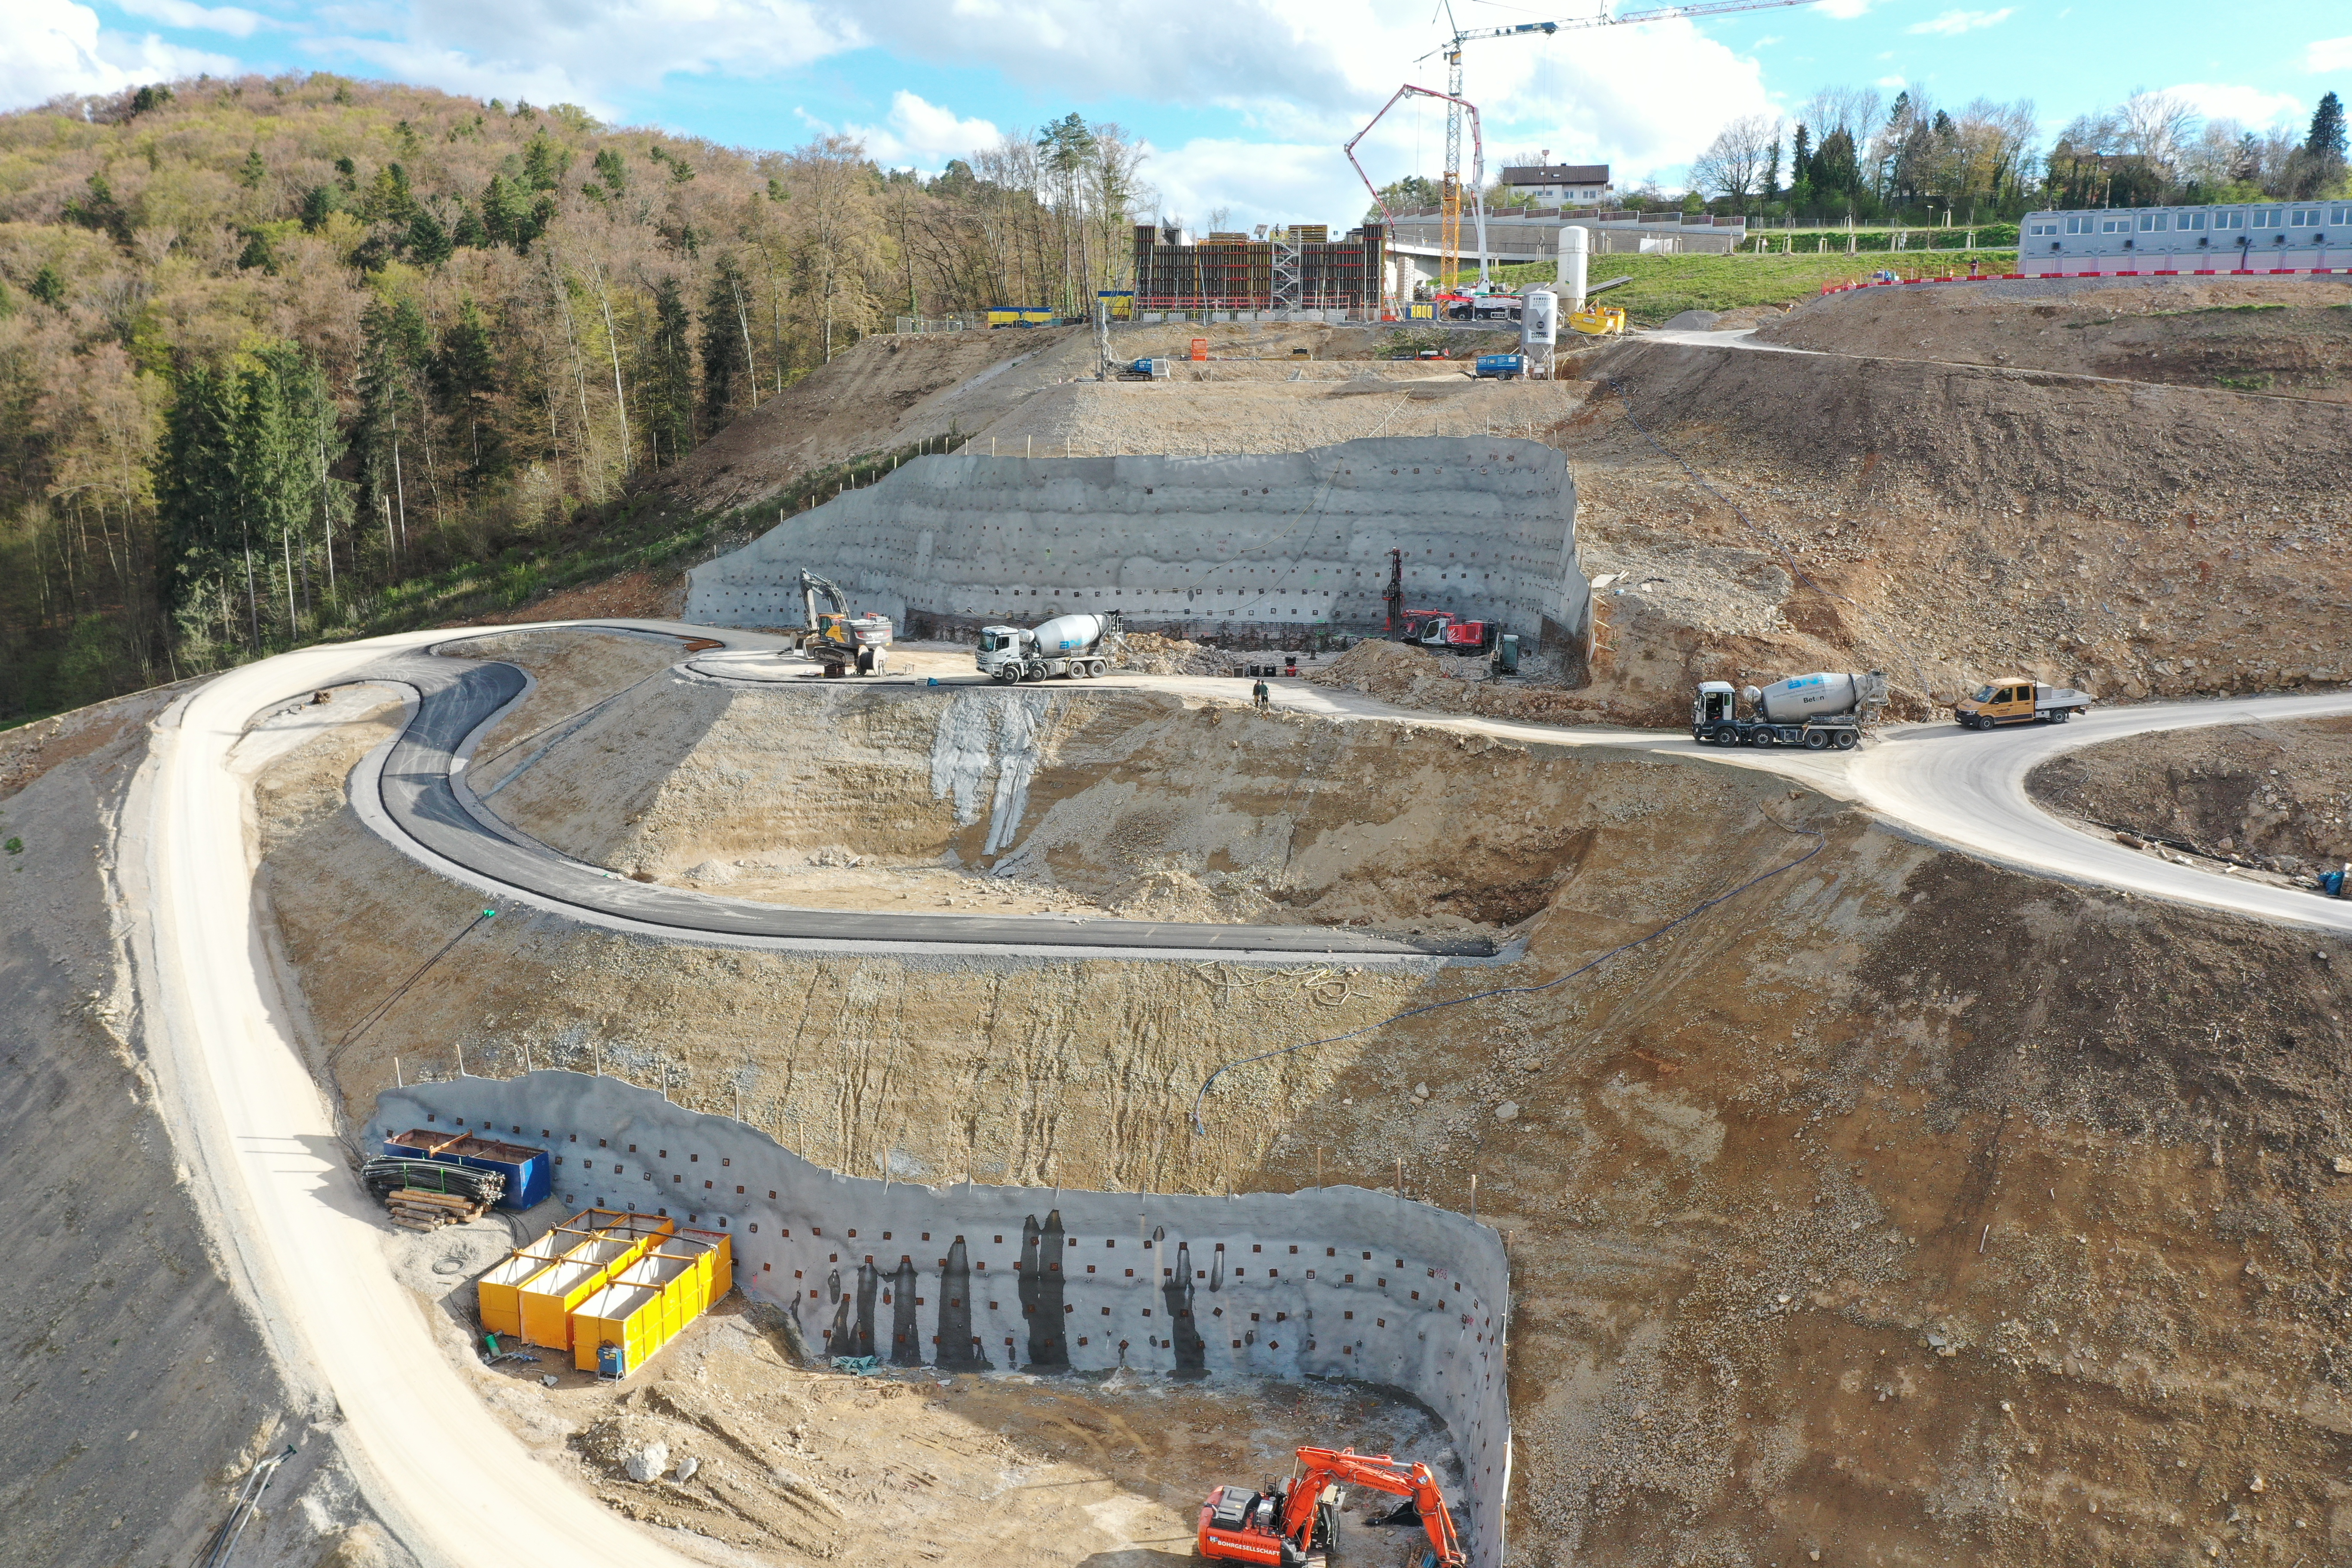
[
  {"x1": 362, "y1": 640, "x2": 1488, "y2": 959},
  {"x1": 116, "y1": 619, "x2": 2352, "y2": 1568}
]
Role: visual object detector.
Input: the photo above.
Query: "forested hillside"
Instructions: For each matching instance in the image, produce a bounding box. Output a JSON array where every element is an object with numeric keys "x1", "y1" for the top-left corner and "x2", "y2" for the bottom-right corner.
[{"x1": 0, "y1": 74, "x2": 1139, "y2": 720}]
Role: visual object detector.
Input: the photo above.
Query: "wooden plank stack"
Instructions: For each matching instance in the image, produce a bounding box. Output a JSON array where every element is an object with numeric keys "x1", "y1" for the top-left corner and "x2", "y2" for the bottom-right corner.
[
  {"x1": 386, "y1": 1187, "x2": 491, "y2": 1231},
  {"x1": 362, "y1": 1155, "x2": 505, "y2": 1231}
]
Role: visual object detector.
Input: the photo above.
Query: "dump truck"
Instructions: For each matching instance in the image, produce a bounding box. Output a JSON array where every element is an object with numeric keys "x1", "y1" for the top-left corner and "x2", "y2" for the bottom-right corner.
[
  {"x1": 976, "y1": 611, "x2": 1123, "y2": 682},
  {"x1": 1692, "y1": 671, "x2": 1888, "y2": 749},
  {"x1": 1954, "y1": 677, "x2": 2092, "y2": 729},
  {"x1": 792, "y1": 570, "x2": 891, "y2": 677}
]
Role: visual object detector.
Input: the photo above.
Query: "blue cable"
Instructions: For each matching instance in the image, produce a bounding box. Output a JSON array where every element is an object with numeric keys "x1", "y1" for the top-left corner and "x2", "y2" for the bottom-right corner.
[{"x1": 1189, "y1": 815, "x2": 1825, "y2": 1136}]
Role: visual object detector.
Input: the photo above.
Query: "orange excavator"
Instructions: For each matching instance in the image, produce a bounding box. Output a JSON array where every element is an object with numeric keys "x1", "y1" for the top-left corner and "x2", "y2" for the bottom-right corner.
[{"x1": 1197, "y1": 1446, "x2": 1466, "y2": 1568}]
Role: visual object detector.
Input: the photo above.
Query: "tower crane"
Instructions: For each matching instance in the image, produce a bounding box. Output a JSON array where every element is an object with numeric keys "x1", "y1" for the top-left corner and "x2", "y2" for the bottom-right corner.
[{"x1": 1420, "y1": 0, "x2": 1827, "y2": 290}]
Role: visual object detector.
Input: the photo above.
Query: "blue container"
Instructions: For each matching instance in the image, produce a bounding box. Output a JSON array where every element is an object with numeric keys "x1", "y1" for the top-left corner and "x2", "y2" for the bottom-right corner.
[
  {"x1": 382, "y1": 1129, "x2": 551, "y2": 1210},
  {"x1": 1474, "y1": 353, "x2": 1526, "y2": 379},
  {"x1": 598, "y1": 1343, "x2": 625, "y2": 1380}
]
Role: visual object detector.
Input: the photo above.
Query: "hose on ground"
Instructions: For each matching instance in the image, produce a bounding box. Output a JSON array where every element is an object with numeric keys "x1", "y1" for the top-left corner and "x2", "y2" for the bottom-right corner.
[
  {"x1": 330, "y1": 906, "x2": 499, "y2": 1062},
  {"x1": 1188, "y1": 810, "x2": 1826, "y2": 1136}
]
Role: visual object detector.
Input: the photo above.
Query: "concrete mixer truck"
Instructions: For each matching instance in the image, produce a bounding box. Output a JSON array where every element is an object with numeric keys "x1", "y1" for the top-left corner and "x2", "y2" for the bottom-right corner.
[
  {"x1": 1691, "y1": 671, "x2": 1889, "y2": 750},
  {"x1": 975, "y1": 611, "x2": 1124, "y2": 683}
]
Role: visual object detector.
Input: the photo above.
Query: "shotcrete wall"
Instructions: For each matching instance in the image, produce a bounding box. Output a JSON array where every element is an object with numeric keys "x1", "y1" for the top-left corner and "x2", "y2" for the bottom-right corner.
[
  {"x1": 374, "y1": 1071, "x2": 1513, "y2": 1565},
  {"x1": 685, "y1": 437, "x2": 1589, "y2": 650}
]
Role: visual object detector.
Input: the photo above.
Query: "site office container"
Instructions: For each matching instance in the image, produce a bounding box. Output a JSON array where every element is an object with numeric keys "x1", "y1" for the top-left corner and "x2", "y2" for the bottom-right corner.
[
  {"x1": 568, "y1": 1228, "x2": 736, "y2": 1375},
  {"x1": 383, "y1": 1128, "x2": 552, "y2": 1210},
  {"x1": 517, "y1": 1213, "x2": 677, "y2": 1349},
  {"x1": 476, "y1": 1208, "x2": 632, "y2": 1338}
]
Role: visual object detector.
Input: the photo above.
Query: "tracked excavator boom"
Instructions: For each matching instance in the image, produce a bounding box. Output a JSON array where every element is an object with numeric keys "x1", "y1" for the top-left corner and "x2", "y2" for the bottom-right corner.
[
  {"x1": 1197, "y1": 1445, "x2": 1466, "y2": 1567},
  {"x1": 792, "y1": 569, "x2": 892, "y2": 677}
]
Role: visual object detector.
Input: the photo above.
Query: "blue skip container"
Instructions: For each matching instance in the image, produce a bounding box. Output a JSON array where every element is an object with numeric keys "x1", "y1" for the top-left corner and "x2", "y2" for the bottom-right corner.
[{"x1": 382, "y1": 1129, "x2": 552, "y2": 1210}]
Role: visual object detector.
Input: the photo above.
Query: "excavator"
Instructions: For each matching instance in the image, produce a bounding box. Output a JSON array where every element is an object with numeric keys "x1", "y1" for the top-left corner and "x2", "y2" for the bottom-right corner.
[
  {"x1": 1197, "y1": 1446, "x2": 1466, "y2": 1568},
  {"x1": 791, "y1": 569, "x2": 892, "y2": 677}
]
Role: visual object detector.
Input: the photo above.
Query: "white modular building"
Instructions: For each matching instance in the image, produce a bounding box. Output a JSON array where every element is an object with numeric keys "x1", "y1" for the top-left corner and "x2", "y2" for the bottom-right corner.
[{"x1": 2020, "y1": 200, "x2": 2352, "y2": 276}]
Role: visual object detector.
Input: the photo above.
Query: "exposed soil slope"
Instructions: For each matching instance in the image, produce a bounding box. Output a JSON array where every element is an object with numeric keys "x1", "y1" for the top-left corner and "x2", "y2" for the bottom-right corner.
[
  {"x1": 481, "y1": 673, "x2": 1671, "y2": 933},
  {"x1": 256, "y1": 667, "x2": 2352, "y2": 1566},
  {"x1": 0, "y1": 689, "x2": 404, "y2": 1568},
  {"x1": 2029, "y1": 715, "x2": 2352, "y2": 871},
  {"x1": 1555, "y1": 319, "x2": 2352, "y2": 724},
  {"x1": 1753, "y1": 274, "x2": 2352, "y2": 398},
  {"x1": 656, "y1": 318, "x2": 1500, "y2": 516}
]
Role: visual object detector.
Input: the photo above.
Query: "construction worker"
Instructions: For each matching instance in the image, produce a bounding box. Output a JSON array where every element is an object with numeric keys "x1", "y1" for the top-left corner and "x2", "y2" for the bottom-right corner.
[{"x1": 1252, "y1": 677, "x2": 1271, "y2": 711}]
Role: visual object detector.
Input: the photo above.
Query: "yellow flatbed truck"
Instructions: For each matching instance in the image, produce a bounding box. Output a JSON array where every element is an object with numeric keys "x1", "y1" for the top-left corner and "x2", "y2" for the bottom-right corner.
[{"x1": 1954, "y1": 678, "x2": 2092, "y2": 730}]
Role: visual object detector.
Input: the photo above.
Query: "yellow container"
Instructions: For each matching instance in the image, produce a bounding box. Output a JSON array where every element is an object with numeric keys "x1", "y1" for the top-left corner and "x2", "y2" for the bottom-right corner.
[
  {"x1": 570, "y1": 1230, "x2": 733, "y2": 1374},
  {"x1": 516, "y1": 1213, "x2": 674, "y2": 1350},
  {"x1": 476, "y1": 1208, "x2": 624, "y2": 1339}
]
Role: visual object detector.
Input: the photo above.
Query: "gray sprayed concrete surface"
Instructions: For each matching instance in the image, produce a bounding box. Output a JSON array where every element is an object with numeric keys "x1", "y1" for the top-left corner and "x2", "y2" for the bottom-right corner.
[
  {"x1": 374, "y1": 1070, "x2": 1513, "y2": 1566},
  {"x1": 686, "y1": 436, "x2": 1591, "y2": 651}
]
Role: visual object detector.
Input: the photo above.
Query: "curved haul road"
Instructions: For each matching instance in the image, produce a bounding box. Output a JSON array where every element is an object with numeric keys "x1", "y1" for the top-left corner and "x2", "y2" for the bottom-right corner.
[
  {"x1": 122, "y1": 621, "x2": 2352, "y2": 1568},
  {"x1": 365, "y1": 642, "x2": 1485, "y2": 958}
]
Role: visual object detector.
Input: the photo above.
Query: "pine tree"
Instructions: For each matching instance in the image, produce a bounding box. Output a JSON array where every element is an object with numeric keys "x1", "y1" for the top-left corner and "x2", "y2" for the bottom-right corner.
[
  {"x1": 158, "y1": 362, "x2": 241, "y2": 637},
  {"x1": 355, "y1": 298, "x2": 431, "y2": 564},
  {"x1": 300, "y1": 185, "x2": 341, "y2": 231},
  {"x1": 643, "y1": 276, "x2": 696, "y2": 467},
  {"x1": 407, "y1": 208, "x2": 453, "y2": 265},
  {"x1": 699, "y1": 257, "x2": 751, "y2": 431},
  {"x1": 2309, "y1": 92, "x2": 2348, "y2": 162},
  {"x1": 434, "y1": 298, "x2": 504, "y2": 483},
  {"x1": 235, "y1": 348, "x2": 309, "y2": 640},
  {"x1": 523, "y1": 132, "x2": 573, "y2": 192}
]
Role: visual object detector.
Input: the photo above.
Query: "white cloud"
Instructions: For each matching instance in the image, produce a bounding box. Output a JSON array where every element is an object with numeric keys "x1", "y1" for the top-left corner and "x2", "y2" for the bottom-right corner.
[
  {"x1": 352, "y1": 0, "x2": 864, "y2": 98},
  {"x1": 0, "y1": 0, "x2": 234, "y2": 111},
  {"x1": 1750, "y1": 34, "x2": 1782, "y2": 47},
  {"x1": 2308, "y1": 35, "x2": 2352, "y2": 72},
  {"x1": 1875, "y1": 74, "x2": 1907, "y2": 88},
  {"x1": 2166, "y1": 81, "x2": 2306, "y2": 130},
  {"x1": 842, "y1": 91, "x2": 1001, "y2": 171},
  {"x1": 1816, "y1": 0, "x2": 1872, "y2": 18},
  {"x1": 321, "y1": 37, "x2": 612, "y2": 117},
  {"x1": 1906, "y1": 8, "x2": 2014, "y2": 35},
  {"x1": 112, "y1": 0, "x2": 269, "y2": 38}
]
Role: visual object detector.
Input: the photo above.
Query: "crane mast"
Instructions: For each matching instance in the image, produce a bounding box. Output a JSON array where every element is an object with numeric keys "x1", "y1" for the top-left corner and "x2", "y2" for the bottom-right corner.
[{"x1": 1422, "y1": 0, "x2": 1824, "y2": 292}]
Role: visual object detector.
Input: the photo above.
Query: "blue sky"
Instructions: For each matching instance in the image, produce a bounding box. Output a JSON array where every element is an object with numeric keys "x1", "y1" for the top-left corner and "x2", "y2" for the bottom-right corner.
[{"x1": 6, "y1": 0, "x2": 2345, "y2": 225}]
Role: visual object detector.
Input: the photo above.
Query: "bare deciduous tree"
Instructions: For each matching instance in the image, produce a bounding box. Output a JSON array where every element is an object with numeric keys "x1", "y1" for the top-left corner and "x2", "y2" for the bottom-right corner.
[{"x1": 1692, "y1": 114, "x2": 1781, "y2": 208}]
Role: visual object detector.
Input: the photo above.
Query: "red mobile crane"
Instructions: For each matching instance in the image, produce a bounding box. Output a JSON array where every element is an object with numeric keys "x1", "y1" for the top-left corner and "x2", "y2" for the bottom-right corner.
[{"x1": 1197, "y1": 1446, "x2": 1467, "y2": 1568}]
